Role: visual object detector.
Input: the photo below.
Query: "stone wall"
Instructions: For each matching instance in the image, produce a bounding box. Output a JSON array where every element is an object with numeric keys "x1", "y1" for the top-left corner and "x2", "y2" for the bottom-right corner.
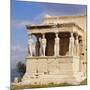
[{"x1": 22, "y1": 56, "x2": 81, "y2": 84}]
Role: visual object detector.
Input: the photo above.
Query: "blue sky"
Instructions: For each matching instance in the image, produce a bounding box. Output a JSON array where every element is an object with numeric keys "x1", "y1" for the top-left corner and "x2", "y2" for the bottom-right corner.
[{"x1": 11, "y1": 0, "x2": 87, "y2": 69}]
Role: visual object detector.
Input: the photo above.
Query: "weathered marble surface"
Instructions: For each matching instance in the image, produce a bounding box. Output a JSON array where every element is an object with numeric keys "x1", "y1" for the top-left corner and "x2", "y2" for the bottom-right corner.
[{"x1": 22, "y1": 15, "x2": 87, "y2": 85}]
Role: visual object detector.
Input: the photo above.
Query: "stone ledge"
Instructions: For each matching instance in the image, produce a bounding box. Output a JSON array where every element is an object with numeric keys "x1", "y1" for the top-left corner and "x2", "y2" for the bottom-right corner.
[{"x1": 26, "y1": 56, "x2": 79, "y2": 59}]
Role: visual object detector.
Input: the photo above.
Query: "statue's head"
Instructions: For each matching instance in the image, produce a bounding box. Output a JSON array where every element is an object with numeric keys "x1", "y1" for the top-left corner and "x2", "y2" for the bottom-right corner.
[
  {"x1": 71, "y1": 32, "x2": 73, "y2": 37},
  {"x1": 42, "y1": 34, "x2": 45, "y2": 38},
  {"x1": 56, "y1": 33, "x2": 58, "y2": 37},
  {"x1": 39, "y1": 37, "x2": 41, "y2": 41}
]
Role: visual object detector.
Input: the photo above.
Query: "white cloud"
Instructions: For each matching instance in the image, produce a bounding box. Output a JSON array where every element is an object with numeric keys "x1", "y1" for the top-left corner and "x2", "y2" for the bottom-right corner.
[
  {"x1": 11, "y1": 20, "x2": 32, "y2": 28},
  {"x1": 11, "y1": 43, "x2": 27, "y2": 68},
  {"x1": 11, "y1": 43, "x2": 26, "y2": 52}
]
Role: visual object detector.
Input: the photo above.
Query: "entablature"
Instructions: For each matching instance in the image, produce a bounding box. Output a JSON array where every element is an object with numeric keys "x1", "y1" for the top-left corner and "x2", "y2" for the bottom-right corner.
[{"x1": 26, "y1": 23, "x2": 84, "y2": 36}]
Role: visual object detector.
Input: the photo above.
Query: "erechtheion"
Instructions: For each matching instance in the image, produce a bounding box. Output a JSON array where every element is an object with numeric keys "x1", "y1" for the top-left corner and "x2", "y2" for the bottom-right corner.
[{"x1": 22, "y1": 15, "x2": 87, "y2": 85}]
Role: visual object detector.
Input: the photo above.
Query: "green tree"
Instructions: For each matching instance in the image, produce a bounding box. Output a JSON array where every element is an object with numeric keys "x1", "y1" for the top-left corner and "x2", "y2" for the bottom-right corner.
[{"x1": 16, "y1": 61, "x2": 26, "y2": 78}]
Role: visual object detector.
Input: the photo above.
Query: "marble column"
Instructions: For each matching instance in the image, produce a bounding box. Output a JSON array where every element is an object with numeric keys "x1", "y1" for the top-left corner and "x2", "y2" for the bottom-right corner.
[
  {"x1": 28, "y1": 34, "x2": 32, "y2": 56},
  {"x1": 41, "y1": 33, "x2": 47, "y2": 56},
  {"x1": 75, "y1": 35, "x2": 79, "y2": 56},
  {"x1": 69, "y1": 32, "x2": 74, "y2": 56},
  {"x1": 54, "y1": 33, "x2": 60, "y2": 56},
  {"x1": 39, "y1": 37, "x2": 43, "y2": 56}
]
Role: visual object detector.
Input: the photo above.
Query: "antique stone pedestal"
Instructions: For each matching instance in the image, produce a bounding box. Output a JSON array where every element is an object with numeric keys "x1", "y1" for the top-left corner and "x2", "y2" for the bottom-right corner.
[{"x1": 22, "y1": 56, "x2": 84, "y2": 85}]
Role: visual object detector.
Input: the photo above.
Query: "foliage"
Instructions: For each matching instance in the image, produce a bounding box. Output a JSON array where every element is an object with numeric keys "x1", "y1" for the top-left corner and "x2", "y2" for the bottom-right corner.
[
  {"x1": 80, "y1": 79, "x2": 87, "y2": 85},
  {"x1": 16, "y1": 61, "x2": 26, "y2": 78}
]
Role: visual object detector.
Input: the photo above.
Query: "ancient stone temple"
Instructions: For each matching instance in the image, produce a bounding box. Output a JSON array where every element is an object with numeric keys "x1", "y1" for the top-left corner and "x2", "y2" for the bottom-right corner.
[{"x1": 22, "y1": 15, "x2": 87, "y2": 85}]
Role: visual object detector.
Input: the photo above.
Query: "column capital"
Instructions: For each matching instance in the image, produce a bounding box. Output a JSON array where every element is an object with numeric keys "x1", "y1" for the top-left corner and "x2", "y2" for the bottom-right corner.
[{"x1": 41, "y1": 33, "x2": 45, "y2": 35}]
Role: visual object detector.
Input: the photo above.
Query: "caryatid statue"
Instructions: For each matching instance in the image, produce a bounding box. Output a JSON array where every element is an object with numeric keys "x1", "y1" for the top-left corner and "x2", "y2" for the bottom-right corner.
[
  {"x1": 28, "y1": 34, "x2": 32, "y2": 56},
  {"x1": 69, "y1": 32, "x2": 74, "y2": 56},
  {"x1": 75, "y1": 35, "x2": 79, "y2": 56},
  {"x1": 54, "y1": 33, "x2": 60, "y2": 56},
  {"x1": 41, "y1": 34, "x2": 47, "y2": 56},
  {"x1": 39, "y1": 37, "x2": 43, "y2": 56}
]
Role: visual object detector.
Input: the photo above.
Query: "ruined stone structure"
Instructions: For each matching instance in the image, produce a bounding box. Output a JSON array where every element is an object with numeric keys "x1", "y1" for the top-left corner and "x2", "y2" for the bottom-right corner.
[{"x1": 22, "y1": 15, "x2": 87, "y2": 85}]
